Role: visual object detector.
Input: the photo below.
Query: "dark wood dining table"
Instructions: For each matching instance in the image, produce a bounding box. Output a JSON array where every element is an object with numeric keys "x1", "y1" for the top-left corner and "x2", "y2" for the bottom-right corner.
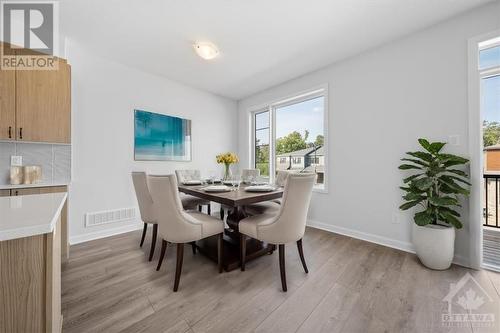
[{"x1": 178, "y1": 183, "x2": 283, "y2": 271}]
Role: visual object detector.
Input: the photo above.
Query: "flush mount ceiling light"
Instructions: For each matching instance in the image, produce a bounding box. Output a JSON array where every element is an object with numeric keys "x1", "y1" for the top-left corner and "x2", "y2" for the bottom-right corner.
[{"x1": 193, "y1": 42, "x2": 219, "y2": 60}]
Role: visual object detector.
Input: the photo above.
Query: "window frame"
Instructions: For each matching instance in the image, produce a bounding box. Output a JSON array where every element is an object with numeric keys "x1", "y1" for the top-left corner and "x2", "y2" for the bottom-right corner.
[{"x1": 249, "y1": 84, "x2": 329, "y2": 193}]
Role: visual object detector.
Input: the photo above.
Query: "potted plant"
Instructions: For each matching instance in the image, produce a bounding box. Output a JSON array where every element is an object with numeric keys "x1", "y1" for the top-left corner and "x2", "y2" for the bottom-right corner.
[{"x1": 399, "y1": 138, "x2": 470, "y2": 270}]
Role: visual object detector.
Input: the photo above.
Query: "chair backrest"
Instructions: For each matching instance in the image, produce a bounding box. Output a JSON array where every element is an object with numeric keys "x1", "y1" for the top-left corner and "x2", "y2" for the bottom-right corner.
[
  {"x1": 274, "y1": 173, "x2": 315, "y2": 242},
  {"x1": 147, "y1": 174, "x2": 202, "y2": 243},
  {"x1": 275, "y1": 170, "x2": 290, "y2": 187},
  {"x1": 131, "y1": 172, "x2": 155, "y2": 223},
  {"x1": 175, "y1": 170, "x2": 201, "y2": 184},
  {"x1": 242, "y1": 169, "x2": 260, "y2": 181}
]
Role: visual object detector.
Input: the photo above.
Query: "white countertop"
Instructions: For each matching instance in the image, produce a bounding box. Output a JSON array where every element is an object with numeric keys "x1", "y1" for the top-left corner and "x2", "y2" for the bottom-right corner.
[
  {"x1": 0, "y1": 192, "x2": 67, "y2": 241},
  {"x1": 0, "y1": 182, "x2": 70, "y2": 190}
]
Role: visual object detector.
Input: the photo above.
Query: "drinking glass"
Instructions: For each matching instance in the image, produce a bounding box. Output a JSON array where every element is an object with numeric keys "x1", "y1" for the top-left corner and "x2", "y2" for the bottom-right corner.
[{"x1": 232, "y1": 174, "x2": 241, "y2": 191}]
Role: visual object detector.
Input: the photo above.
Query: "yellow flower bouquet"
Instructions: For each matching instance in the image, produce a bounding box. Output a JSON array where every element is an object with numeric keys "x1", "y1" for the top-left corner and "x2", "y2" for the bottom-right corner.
[{"x1": 216, "y1": 152, "x2": 239, "y2": 180}]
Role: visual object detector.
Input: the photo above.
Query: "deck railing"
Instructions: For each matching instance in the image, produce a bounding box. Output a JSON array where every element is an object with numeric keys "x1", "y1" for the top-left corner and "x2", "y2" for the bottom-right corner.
[{"x1": 484, "y1": 174, "x2": 500, "y2": 228}]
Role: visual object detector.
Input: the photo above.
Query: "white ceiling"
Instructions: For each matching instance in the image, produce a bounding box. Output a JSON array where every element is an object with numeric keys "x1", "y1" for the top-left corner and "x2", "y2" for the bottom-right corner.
[{"x1": 61, "y1": 0, "x2": 493, "y2": 100}]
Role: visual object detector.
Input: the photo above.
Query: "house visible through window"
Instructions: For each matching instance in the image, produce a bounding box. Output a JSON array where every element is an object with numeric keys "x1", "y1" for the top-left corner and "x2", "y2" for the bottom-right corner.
[{"x1": 252, "y1": 88, "x2": 327, "y2": 190}]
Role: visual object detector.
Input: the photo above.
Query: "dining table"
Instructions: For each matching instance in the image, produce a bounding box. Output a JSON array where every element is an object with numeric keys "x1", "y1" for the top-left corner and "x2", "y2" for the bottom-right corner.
[{"x1": 178, "y1": 183, "x2": 283, "y2": 271}]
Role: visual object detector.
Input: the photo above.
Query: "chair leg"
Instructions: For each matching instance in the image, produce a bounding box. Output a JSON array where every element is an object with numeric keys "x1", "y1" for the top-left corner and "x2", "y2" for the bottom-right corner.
[
  {"x1": 140, "y1": 223, "x2": 147, "y2": 247},
  {"x1": 156, "y1": 239, "x2": 167, "y2": 271},
  {"x1": 240, "y1": 234, "x2": 246, "y2": 271},
  {"x1": 208, "y1": 203, "x2": 211, "y2": 216},
  {"x1": 148, "y1": 224, "x2": 158, "y2": 261},
  {"x1": 279, "y1": 244, "x2": 287, "y2": 292},
  {"x1": 220, "y1": 208, "x2": 224, "y2": 220},
  {"x1": 173, "y1": 243, "x2": 184, "y2": 292},
  {"x1": 297, "y1": 238, "x2": 309, "y2": 273},
  {"x1": 217, "y1": 233, "x2": 223, "y2": 273},
  {"x1": 191, "y1": 241, "x2": 196, "y2": 255},
  {"x1": 198, "y1": 205, "x2": 202, "y2": 212}
]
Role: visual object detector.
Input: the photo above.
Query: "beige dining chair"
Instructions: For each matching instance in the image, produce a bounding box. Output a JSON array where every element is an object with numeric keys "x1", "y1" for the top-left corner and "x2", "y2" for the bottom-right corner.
[
  {"x1": 221, "y1": 168, "x2": 263, "y2": 220},
  {"x1": 148, "y1": 174, "x2": 225, "y2": 292},
  {"x1": 243, "y1": 170, "x2": 291, "y2": 215},
  {"x1": 239, "y1": 173, "x2": 315, "y2": 292},
  {"x1": 175, "y1": 170, "x2": 212, "y2": 215},
  {"x1": 131, "y1": 172, "x2": 158, "y2": 261}
]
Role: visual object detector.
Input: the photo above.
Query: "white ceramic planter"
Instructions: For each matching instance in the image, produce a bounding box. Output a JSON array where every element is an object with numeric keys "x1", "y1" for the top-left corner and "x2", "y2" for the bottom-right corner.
[{"x1": 412, "y1": 223, "x2": 455, "y2": 270}]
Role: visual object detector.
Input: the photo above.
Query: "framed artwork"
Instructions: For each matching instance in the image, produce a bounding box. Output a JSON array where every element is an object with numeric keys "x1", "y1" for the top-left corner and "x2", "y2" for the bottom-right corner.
[{"x1": 134, "y1": 109, "x2": 192, "y2": 161}]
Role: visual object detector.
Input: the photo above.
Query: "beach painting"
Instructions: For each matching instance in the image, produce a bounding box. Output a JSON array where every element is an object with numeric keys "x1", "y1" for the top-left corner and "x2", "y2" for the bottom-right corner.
[{"x1": 134, "y1": 110, "x2": 192, "y2": 161}]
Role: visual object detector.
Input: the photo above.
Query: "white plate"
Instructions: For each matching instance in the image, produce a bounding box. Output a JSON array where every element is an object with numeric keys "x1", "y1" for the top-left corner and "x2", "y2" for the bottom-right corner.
[
  {"x1": 244, "y1": 185, "x2": 275, "y2": 192},
  {"x1": 203, "y1": 185, "x2": 231, "y2": 192},
  {"x1": 183, "y1": 180, "x2": 202, "y2": 185}
]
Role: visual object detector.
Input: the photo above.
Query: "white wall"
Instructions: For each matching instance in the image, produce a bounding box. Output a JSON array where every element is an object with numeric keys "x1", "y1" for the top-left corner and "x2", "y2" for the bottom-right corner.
[
  {"x1": 237, "y1": 2, "x2": 500, "y2": 267},
  {"x1": 67, "y1": 40, "x2": 237, "y2": 243}
]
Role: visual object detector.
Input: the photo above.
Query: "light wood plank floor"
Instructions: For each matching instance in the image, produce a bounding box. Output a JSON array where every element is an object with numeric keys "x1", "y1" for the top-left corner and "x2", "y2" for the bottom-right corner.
[{"x1": 62, "y1": 227, "x2": 500, "y2": 333}]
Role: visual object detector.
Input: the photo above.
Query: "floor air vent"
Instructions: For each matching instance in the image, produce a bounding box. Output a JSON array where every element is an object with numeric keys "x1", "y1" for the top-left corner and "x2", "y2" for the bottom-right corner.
[
  {"x1": 85, "y1": 207, "x2": 136, "y2": 227},
  {"x1": 483, "y1": 227, "x2": 500, "y2": 270}
]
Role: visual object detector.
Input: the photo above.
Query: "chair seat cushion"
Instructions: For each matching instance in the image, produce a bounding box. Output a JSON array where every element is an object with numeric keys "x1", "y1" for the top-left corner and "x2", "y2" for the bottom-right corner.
[
  {"x1": 239, "y1": 213, "x2": 276, "y2": 239},
  {"x1": 180, "y1": 194, "x2": 209, "y2": 210},
  {"x1": 244, "y1": 201, "x2": 280, "y2": 216},
  {"x1": 185, "y1": 211, "x2": 224, "y2": 238}
]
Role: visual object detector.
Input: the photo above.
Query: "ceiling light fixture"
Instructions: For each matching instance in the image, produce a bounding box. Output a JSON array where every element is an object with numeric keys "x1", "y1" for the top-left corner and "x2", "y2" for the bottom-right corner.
[{"x1": 193, "y1": 42, "x2": 219, "y2": 60}]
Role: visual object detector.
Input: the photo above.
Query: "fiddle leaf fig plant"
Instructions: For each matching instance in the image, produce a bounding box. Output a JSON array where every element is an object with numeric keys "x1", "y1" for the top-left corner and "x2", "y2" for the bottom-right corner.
[{"x1": 399, "y1": 138, "x2": 470, "y2": 229}]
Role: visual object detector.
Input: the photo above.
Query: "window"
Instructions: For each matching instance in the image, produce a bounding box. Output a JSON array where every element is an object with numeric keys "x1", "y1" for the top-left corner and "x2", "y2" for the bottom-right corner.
[
  {"x1": 251, "y1": 87, "x2": 328, "y2": 190},
  {"x1": 479, "y1": 45, "x2": 500, "y2": 70},
  {"x1": 254, "y1": 110, "x2": 270, "y2": 177}
]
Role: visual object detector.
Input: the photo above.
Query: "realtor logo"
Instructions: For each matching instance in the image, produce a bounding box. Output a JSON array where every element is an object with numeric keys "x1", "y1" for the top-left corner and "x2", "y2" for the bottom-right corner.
[
  {"x1": 442, "y1": 272, "x2": 497, "y2": 329},
  {"x1": 1, "y1": 1, "x2": 59, "y2": 70}
]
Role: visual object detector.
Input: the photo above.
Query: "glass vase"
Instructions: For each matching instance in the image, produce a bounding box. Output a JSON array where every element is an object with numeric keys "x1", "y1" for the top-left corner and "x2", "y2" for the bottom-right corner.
[{"x1": 223, "y1": 163, "x2": 232, "y2": 181}]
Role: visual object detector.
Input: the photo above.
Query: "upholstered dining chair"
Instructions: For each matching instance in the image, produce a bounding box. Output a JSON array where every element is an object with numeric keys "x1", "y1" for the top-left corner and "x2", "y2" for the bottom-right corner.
[
  {"x1": 239, "y1": 173, "x2": 315, "y2": 292},
  {"x1": 131, "y1": 172, "x2": 158, "y2": 261},
  {"x1": 243, "y1": 170, "x2": 291, "y2": 216},
  {"x1": 148, "y1": 174, "x2": 225, "y2": 292},
  {"x1": 175, "y1": 170, "x2": 212, "y2": 215},
  {"x1": 220, "y1": 168, "x2": 262, "y2": 220}
]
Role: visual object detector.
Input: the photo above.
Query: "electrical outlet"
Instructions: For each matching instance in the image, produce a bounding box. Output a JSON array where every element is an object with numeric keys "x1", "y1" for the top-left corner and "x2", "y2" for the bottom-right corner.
[{"x1": 10, "y1": 155, "x2": 22, "y2": 166}]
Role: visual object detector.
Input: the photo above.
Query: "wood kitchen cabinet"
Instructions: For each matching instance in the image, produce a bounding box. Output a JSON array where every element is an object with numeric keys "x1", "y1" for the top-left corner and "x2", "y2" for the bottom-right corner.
[
  {"x1": 0, "y1": 189, "x2": 10, "y2": 197},
  {"x1": 0, "y1": 41, "x2": 71, "y2": 143},
  {"x1": 16, "y1": 58, "x2": 71, "y2": 143},
  {"x1": 0, "y1": 43, "x2": 16, "y2": 140}
]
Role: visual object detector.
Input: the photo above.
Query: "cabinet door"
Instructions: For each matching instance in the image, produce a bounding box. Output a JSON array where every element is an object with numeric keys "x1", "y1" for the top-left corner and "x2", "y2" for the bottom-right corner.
[
  {"x1": 0, "y1": 43, "x2": 16, "y2": 140},
  {"x1": 16, "y1": 59, "x2": 71, "y2": 143}
]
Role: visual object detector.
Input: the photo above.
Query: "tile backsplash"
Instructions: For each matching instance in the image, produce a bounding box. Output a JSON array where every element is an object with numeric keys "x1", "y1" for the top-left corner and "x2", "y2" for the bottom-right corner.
[{"x1": 0, "y1": 142, "x2": 71, "y2": 185}]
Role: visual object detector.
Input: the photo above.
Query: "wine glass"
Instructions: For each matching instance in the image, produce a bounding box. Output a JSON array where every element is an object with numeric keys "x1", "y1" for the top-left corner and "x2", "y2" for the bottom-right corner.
[
  {"x1": 208, "y1": 170, "x2": 216, "y2": 184},
  {"x1": 232, "y1": 174, "x2": 241, "y2": 191}
]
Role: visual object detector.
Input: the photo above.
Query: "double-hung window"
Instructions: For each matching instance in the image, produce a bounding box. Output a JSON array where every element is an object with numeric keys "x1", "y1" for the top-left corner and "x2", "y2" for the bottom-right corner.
[{"x1": 251, "y1": 87, "x2": 328, "y2": 191}]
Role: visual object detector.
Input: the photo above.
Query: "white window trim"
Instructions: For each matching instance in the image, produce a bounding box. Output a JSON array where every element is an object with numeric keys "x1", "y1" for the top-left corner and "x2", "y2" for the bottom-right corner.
[
  {"x1": 249, "y1": 84, "x2": 329, "y2": 193},
  {"x1": 467, "y1": 30, "x2": 500, "y2": 270}
]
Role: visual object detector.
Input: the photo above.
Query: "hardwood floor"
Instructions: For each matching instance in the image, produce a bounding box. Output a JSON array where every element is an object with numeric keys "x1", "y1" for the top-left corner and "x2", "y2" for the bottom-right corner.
[{"x1": 62, "y1": 227, "x2": 500, "y2": 333}]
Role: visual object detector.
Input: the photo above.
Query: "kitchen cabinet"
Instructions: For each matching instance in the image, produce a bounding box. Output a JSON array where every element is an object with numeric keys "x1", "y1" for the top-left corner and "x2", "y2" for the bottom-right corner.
[{"x1": 0, "y1": 41, "x2": 71, "y2": 143}]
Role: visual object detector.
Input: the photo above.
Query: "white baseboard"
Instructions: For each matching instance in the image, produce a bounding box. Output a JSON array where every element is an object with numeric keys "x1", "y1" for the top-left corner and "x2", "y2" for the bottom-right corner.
[
  {"x1": 69, "y1": 222, "x2": 143, "y2": 245},
  {"x1": 307, "y1": 219, "x2": 415, "y2": 253},
  {"x1": 306, "y1": 219, "x2": 470, "y2": 268}
]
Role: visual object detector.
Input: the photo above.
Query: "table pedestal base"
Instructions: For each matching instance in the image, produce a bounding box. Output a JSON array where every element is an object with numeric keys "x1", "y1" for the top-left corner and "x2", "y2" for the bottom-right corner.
[{"x1": 195, "y1": 229, "x2": 275, "y2": 272}]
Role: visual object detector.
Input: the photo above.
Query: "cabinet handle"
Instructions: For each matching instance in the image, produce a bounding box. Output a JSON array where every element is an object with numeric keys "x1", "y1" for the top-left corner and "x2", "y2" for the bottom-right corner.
[
  {"x1": 15, "y1": 190, "x2": 18, "y2": 196},
  {"x1": 19, "y1": 127, "x2": 22, "y2": 140},
  {"x1": 8, "y1": 126, "x2": 12, "y2": 139}
]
